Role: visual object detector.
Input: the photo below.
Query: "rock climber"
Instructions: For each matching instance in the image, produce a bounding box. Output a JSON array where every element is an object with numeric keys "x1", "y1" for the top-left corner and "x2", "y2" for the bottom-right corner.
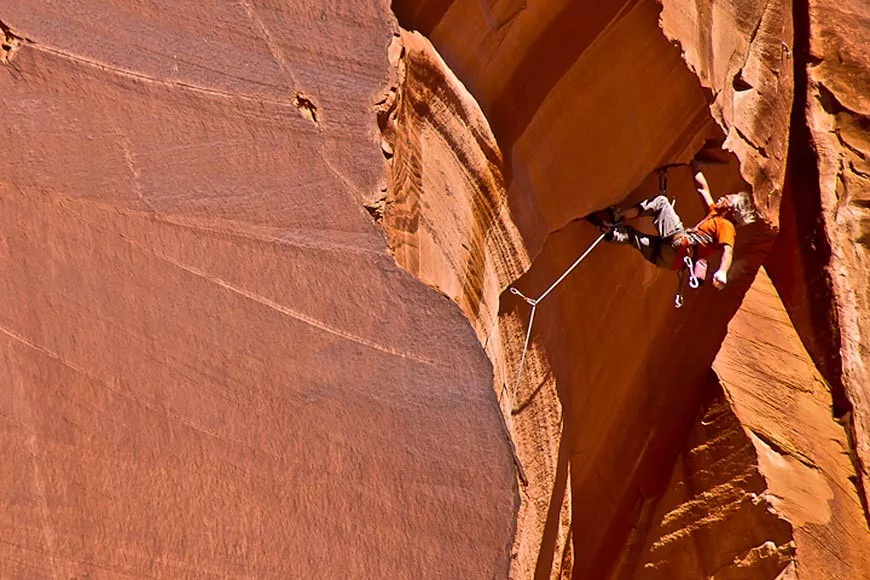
[{"x1": 591, "y1": 160, "x2": 757, "y2": 290}]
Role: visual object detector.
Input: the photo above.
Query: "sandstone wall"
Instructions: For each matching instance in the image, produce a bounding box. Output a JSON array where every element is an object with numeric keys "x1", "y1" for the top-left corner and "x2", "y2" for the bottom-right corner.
[
  {"x1": 659, "y1": 0, "x2": 794, "y2": 223},
  {"x1": 802, "y1": 0, "x2": 870, "y2": 513},
  {"x1": 2, "y1": 0, "x2": 868, "y2": 578},
  {"x1": 611, "y1": 269, "x2": 870, "y2": 578},
  {"x1": 0, "y1": 2, "x2": 516, "y2": 577},
  {"x1": 389, "y1": 0, "x2": 870, "y2": 578},
  {"x1": 715, "y1": 269, "x2": 870, "y2": 578}
]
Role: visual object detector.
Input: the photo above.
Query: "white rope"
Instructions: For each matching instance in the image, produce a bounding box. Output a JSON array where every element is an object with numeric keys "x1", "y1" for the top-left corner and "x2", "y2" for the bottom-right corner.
[
  {"x1": 510, "y1": 303, "x2": 536, "y2": 404},
  {"x1": 508, "y1": 232, "x2": 607, "y2": 405}
]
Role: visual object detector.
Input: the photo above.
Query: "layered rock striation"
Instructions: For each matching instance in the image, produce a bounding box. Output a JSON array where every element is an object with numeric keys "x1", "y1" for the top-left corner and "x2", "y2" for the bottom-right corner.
[{"x1": 0, "y1": 2, "x2": 515, "y2": 578}]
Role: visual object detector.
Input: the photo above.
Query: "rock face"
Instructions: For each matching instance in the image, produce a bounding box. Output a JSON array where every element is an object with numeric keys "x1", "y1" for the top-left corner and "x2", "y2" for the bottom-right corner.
[
  {"x1": 389, "y1": 0, "x2": 870, "y2": 578},
  {"x1": 2, "y1": 0, "x2": 869, "y2": 579},
  {"x1": 0, "y1": 3, "x2": 516, "y2": 578},
  {"x1": 714, "y1": 269, "x2": 870, "y2": 578},
  {"x1": 613, "y1": 269, "x2": 870, "y2": 578},
  {"x1": 659, "y1": 0, "x2": 795, "y2": 223},
  {"x1": 614, "y1": 374, "x2": 797, "y2": 579},
  {"x1": 802, "y1": 0, "x2": 870, "y2": 513}
]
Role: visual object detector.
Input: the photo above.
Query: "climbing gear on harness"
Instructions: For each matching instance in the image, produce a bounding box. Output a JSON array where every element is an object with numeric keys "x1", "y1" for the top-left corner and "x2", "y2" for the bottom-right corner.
[
  {"x1": 684, "y1": 255, "x2": 700, "y2": 289},
  {"x1": 508, "y1": 232, "x2": 607, "y2": 406},
  {"x1": 669, "y1": 201, "x2": 721, "y2": 308},
  {"x1": 675, "y1": 272, "x2": 685, "y2": 309},
  {"x1": 673, "y1": 256, "x2": 697, "y2": 309},
  {"x1": 673, "y1": 253, "x2": 700, "y2": 309}
]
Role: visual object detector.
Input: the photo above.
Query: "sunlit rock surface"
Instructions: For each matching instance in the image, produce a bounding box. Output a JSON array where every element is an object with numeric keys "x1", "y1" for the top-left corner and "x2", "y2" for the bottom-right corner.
[
  {"x1": 2, "y1": 0, "x2": 869, "y2": 578},
  {"x1": 0, "y1": 3, "x2": 515, "y2": 578},
  {"x1": 391, "y1": 0, "x2": 869, "y2": 578}
]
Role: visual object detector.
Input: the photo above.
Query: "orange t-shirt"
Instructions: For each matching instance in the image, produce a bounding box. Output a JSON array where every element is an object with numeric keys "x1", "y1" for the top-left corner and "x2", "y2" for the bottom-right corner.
[{"x1": 673, "y1": 205, "x2": 735, "y2": 268}]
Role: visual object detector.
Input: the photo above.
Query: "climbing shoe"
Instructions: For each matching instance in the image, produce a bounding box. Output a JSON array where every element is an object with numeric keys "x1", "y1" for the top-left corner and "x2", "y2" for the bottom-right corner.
[
  {"x1": 585, "y1": 207, "x2": 621, "y2": 231},
  {"x1": 605, "y1": 224, "x2": 630, "y2": 243},
  {"x1": 586, "y1": 207, "x2": 626, "y2": 241}
]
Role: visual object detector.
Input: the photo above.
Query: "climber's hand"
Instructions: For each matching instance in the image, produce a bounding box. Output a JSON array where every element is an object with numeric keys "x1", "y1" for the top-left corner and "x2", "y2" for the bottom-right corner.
[{"x1": 712, "y1": 270, "x2": 728, "y2": 290}]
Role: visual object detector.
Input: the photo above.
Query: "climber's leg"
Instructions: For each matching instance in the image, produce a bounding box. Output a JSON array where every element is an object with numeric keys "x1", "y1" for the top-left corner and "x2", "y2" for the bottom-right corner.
[
  {"x1": 633, "y1": 195, "x2": 685, "y2": 238},
  {"x1": 607, "y1": 225, "x2": 666, "y2": 266}
]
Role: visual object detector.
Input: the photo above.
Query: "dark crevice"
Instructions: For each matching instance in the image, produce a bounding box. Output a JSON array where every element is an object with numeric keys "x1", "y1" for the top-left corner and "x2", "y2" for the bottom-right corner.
[
  {"x1": 293, "y1": 94, "x2": 318, "y2": 124},
  {"x1": 770, "y1": 0, "x2": 843, "y2": 423},
  {"x1": 0, "y1": 18, "x2": 23, "y2": 65},
  {"x1": 733, "y1": 70, "x2": 753, "y2": 92}
]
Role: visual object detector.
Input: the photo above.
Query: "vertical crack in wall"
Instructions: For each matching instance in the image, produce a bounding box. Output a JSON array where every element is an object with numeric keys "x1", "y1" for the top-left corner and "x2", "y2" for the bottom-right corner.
[{"x1": 767, "y1": 0, "x2": 870, "y2": 526}]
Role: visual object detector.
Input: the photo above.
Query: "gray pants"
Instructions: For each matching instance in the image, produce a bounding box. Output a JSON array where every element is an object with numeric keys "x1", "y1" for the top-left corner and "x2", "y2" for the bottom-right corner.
[{"x1": 614, "y1": 195, "x2": 685, "y2": 268}]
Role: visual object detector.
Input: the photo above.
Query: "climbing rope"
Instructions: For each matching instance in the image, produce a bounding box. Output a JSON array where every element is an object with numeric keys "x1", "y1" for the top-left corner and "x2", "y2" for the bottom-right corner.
[
  {"x1": 508, "y1": 165, "x2": 693, "y2": 404},
  {"x1": 508, "y1": 232, "x2": 607, "y2": 406}
]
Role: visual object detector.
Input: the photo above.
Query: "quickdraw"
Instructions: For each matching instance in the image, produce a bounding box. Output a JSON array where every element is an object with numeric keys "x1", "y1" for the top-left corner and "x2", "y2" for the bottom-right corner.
[
  {"x1": 685, "y1": 255, "x2": 700, "y2": 289},
  {"x1": 674, "y1": 255, "x2": 698, "y2": 309}
]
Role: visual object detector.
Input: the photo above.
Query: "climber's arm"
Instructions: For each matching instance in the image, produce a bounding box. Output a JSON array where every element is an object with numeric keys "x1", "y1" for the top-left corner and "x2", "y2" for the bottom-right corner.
[
  {"x1": 690, "y1": 160, "x2": 715, "y2": 210},
  {"x1": 713, "y1": 244, "x2": 733, "y2": 290}
]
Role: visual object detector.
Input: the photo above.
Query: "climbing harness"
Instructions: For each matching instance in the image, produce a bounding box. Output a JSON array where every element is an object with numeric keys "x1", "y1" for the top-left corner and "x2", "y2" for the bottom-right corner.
[{"x1": 508, "y1": 232, "x2": 607, "y2": 403}]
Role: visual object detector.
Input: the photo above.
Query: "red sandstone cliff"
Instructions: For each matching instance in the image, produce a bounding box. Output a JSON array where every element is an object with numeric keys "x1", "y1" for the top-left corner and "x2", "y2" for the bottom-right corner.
[
  {"x1": 2, "y1": 0, "x2": 868, "y2": 578},
  {"x1": 0, "y1": 3, "x2": 515, "y2": 577},
  {"x1": 391, "y1": 0, "x2": 870, "y2": 577}
]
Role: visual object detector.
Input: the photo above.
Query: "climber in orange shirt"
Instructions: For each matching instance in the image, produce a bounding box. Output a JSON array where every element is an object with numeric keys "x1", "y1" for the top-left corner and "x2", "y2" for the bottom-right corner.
[{"x1": 594, "y1": 160, "x2": 757, "y2": 289}]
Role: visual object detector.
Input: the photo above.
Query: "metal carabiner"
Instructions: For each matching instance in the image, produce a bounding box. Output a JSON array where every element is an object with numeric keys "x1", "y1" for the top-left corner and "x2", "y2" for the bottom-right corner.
[
  {"x1": 509, "y1": 286, "x2": 537, "y2": 306},
  {"x1": 684, "y1": 256, "x2": 700, "y2": 289}
]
